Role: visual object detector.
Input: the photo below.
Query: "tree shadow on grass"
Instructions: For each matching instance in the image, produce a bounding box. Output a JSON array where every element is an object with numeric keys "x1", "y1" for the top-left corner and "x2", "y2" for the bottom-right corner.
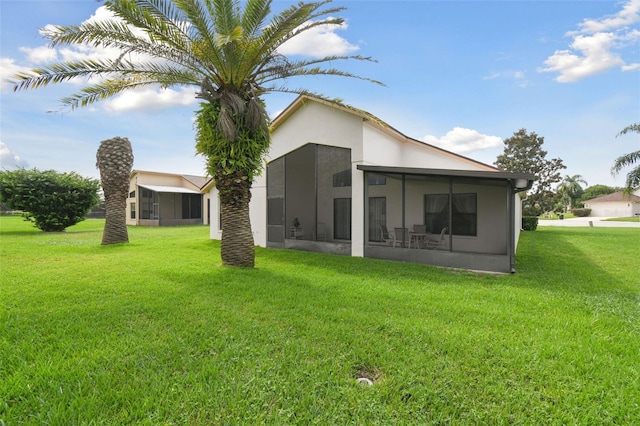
[
  {"x1": 246, "y1": 228, "x2": 639, "y2": 300},
  {"x1": 514, "y1": 228, "x2": 639, "y2": 296}
]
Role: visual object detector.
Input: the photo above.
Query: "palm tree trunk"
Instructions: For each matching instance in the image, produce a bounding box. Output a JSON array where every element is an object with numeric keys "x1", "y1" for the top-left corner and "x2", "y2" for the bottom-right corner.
[
  {"x1": 218, "y1": 174, "x2": 255, "y2": 267},
  {"x1": 102, "y1": 188, "x2": 129, "y2": 244},
  {"x1": 96, "y1": 137, "x2": 134, "y2": 245}
]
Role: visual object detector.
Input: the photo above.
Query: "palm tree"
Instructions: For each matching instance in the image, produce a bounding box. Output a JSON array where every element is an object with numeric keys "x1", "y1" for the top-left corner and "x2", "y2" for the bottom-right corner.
[
  {"x1": 612, "y1": 123, "x2": 640, "y2": 194},
  {"x1": 96, "y1": 136, "x2": 134, "y2": 245},
  {"x1": 12, "y1": 0, "x2": 382, "y2": 267},
  {"x1": 557, "y1": 174, "x2": 587, "y2": 211}
]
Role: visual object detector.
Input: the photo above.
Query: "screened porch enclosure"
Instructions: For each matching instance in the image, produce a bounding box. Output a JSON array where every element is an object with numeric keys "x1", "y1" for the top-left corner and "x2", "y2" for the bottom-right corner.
[
  {"x1": 266, "y1": 143, "x2": 352, "y2": 255},
  {"x1": 360, "y1": 167, "x2": 519, "y2": 273},
  {"x1": 137, "y1": 185, "x2": 203, "y2": 226}
]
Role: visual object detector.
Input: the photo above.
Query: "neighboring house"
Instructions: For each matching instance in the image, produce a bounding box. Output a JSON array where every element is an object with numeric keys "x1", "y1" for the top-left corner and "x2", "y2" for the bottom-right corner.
[
  {"x1": 127, "y1": 170, "x2": 210, "y2": 226},
  {"x1": 205, "y1": 96, "x2": 534, "y2": 273},
  {"x1": 583, "y1": 189, "x2": 640, "y2": 217}
]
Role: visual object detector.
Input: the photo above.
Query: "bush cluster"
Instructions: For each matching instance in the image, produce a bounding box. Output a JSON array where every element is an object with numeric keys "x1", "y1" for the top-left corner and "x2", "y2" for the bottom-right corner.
[
  {"x1": 571, "y1": 208, "x2": 591, "y2": 217},
  {"x1": 0, "y1": 169, "x2": 100, "y2": 232},
  {"x1": 522, "y1": 216, "x2": 539, "y2": 231}
]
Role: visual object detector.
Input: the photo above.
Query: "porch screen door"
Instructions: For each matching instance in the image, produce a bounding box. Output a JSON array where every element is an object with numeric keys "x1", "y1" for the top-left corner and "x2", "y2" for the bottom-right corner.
[
  {"x1": 368, "y1": 197, "x2": 386, "y2": 242},
  {"x1": 333, "y1": 198, "x2": 352, "y2": 240}
]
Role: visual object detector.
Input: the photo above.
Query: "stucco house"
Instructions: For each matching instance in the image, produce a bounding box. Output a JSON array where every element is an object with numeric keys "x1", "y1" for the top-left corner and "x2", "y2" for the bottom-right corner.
[
  {"x1": 583, "y1": 189, "x2": 640, "y2": 217},
  {"x1": 127, "y1": 170, "x2": 210, "y2": 226},
  {"x1": 206, "y1": 96, "x2": 534, "y2": 273}
]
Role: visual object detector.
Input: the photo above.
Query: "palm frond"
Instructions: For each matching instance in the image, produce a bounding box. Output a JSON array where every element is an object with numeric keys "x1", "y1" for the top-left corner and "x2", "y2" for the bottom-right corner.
[
  {"x1": 611, "y1": 151, "x2": 640, "y2": 175},
  {"x1": 174, "y1": 0, "x2": 228, "y2": 82},
  {"x1": 41, "y1": 16, "x2": 206, "y2": 75},
  {"x1": 259, "y1": 61, "x2": 385, "y2": 87},
  {"x1": 12, "y1": 60, "x2": 124, "y2": 91},
  {"x1": 107, "y1": 0, "x2": 195, "y2": 53},
  {"x1": 60, "y1": 76, "x2": 170, "y2": 108},
  {"x1": 240, "y1": 0, "x2": 270, "y2": 40},
  {"x1": 623, "y1": 167, "x2": 640, "y2": 192},
  {"x1": 210, "y1": 0, "x2": 240, "y2": 37},
  {"x1": 617, "y1": 123, "x2": 640, "y2": 137},
  {"x1": 13, "y1": 56, "x2": 200, "y2": 90}
]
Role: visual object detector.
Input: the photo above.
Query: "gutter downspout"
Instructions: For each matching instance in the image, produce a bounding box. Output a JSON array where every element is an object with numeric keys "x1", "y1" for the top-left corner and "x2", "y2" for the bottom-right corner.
[{"x1": 508, "y1": 183, "x2": 516, "y2": 273}]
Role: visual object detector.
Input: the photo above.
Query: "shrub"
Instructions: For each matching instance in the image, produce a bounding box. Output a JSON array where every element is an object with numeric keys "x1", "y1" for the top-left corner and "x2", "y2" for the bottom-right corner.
[
  {"x1": 522, "y1": 216, "x2": 539, "y2": 231},
  {"x1": 0, "y1": 168, "x2": 100, "y2": 231},
  {"x1": 571, "y1": 208, "x2": 591, "y2": 217}
]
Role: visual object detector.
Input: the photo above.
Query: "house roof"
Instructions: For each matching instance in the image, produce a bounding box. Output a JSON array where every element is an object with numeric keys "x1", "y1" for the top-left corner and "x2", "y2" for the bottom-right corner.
[
  {"x1": 201, "y1": 177, "x2": 215, "y2": 193},
  {"x1": 584, "y1": 191, "x2": 640, "y2": 203},
  {"x1": 271, "y1": 95, "x2": 500, "y2": 172},
  {"x1": 357, "y1": 165, "x2": 535, "y2": 190},
  {"x1": 131, "y1": 170, "x2": 207, "y2": 181},
  {"x1": 138, "y1": 184, "x2": 201, "y2": 194},
  {"x1": 182, "y1": 174, "x2": 209, "y2": 188},
  {"x1": 131, "y1": 170, "x2": 209, "y2": 190}
]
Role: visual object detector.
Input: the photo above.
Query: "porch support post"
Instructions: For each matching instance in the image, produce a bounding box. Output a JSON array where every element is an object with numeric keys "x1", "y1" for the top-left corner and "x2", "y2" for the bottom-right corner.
[
  {"x1": 448, "y1": 177, "x2": 453, "y2": 251},
  {"x1": 507, "y1": 182, "x2": 516, "y2": 273},
  {"x1": 351, "y1": 162, "x2": 365, "y2": 257},
  {"x1": 401, "y1": 174, "x2": 406, "y2": 247}
]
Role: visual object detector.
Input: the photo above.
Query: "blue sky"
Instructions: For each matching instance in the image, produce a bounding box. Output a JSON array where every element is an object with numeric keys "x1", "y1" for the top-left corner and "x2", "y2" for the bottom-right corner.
[{"x1": 1, "y1": 0, "x2": 639, "y2": 188}]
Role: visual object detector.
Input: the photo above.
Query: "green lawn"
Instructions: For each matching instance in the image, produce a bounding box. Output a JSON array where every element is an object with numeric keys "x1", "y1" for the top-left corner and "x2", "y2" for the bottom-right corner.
[
  {"x1": 1, "y1": 216, "x2": 639, "y2": 424},
  {"x1": 603, "y1": 216, "x2": 640, "y2": 222}
]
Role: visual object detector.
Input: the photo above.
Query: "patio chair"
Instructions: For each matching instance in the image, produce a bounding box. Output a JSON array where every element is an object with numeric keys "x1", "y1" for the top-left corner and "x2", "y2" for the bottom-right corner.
[
  {"x1": 413, "y1": 224, "x2": 427, "y2": 233},
  {"x1": 394, "y1": 227, "x2": 413, "y2": 248},
  {"x1": 426, "y1": 227, "x2": 448, "y2": 249},
  {"x1": 380, "y1": 224, "x2": 398, "y2": 247},
  {"x1": 317, "y1": 222, "x2": 327, "y2": 241}
]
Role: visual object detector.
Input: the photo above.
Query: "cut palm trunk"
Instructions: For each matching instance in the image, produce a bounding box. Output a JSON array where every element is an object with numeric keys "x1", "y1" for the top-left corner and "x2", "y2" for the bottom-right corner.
[{"x1": 96, "y1": 137, "x2": 134, "y2": 245}]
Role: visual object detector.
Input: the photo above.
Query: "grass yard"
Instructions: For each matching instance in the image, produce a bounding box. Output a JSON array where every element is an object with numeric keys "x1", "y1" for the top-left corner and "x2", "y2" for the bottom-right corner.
[
  {"x1": 1, "y1": 216, "x2": 639, "y2": 424},
  {"x1": 603, "y1": 216, "x2": 640, "y2": 223}
]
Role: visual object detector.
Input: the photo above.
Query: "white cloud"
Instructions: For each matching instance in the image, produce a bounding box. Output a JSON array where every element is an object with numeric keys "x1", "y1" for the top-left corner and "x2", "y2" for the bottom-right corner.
[
  {"x1": 104, "y1": 86, "x2": 198, "y2": 112},
  {"x1": 540, "y1": 0, "x2": 640, "y2": 82},
  {"x1": 540, "y1": 32, "x2": 625, "y2": 82},
  {"x1": 278, "y1": 19, "x2": 359, "y2": 57},
  {"x1": 0, "y1": 141, "x2": 30, "y2": 170},
  {"x1": 422, "y1": 127, "x2": 502, "y2": 153},
  {"x1": 482, "y1": 72, "x2": 501, "y2": 81},
  {"x1": 571, "y1": 0, "x2": 640, "y2": 34},
  {"x1": 482, "y1": 70, "x2": 529, "y2": 87},
  {"x1": 19, "y1": 45, "x2": 58, "y2": 63},
  {"x1": 0, "y1": 57, "x2": 31, "y2": 91}
]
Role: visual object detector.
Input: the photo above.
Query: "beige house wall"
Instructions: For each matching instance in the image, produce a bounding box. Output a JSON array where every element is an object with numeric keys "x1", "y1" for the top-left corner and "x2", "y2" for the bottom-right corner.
[{"x1": 127, "y1": 170, "x2": 210, "y2": 226}]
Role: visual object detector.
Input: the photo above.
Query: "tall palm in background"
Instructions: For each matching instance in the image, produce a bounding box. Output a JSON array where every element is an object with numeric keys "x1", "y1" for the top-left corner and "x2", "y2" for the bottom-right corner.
[
  {"x1": 12, "y1": 0, "x2": 382, "y2": 267},
  {"x1": 557, "y1": 174, "x2": 587, "y2": 211},
  {"x1": 96, "y1": 136, "x2": 134, "y2": 245},
  {"x1": 612, "y1": 123, "x2": 640, "y2": 194}
]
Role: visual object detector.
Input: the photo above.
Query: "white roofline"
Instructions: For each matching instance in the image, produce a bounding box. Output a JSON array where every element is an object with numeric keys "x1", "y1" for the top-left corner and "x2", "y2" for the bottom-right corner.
[{"x1": 138, "y1": 184, "x2": 201, "y2": 194}]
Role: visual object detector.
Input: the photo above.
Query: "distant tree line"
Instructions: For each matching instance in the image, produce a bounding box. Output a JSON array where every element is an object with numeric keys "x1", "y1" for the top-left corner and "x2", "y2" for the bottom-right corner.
[{"x1": 495, "y1": 128, "x2": 625, "y2": 217}]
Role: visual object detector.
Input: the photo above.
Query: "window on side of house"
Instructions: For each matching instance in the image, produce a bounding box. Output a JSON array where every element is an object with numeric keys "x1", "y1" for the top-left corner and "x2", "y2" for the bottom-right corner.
[
  {"x1": 182, "y1": 194, "x2": 202, "y2": 219},
  {"x1": 367, "y1": 173, "x2": 387, "y2": 185},
  {"x1": 129, "y1": 190, "x2": 135, "y2": 198},
  {"x1": 332, "y1": 169, "x2": 351, "y2": 187},
  {"x1": 424, "y1": 193, "x2": 477, "y2": 236},
  {"x1": 130, "y1": 202, "x2": 136, "y2": 219}
]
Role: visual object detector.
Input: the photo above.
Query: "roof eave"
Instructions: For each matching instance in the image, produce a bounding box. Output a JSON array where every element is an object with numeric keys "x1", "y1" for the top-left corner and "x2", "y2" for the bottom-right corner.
[{"x1": 357, "y1": 165, "x2": 535, "y2": 189}]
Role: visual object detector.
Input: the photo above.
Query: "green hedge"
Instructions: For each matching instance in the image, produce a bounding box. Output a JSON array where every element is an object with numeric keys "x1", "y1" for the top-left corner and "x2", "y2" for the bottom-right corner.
[
  {"x1": 571, "y1": 208, "x2": 591, "y2": 217},
  {"x1": 522, "y1": 216, "x2": 539, "y2": 231},
  {"x1": 0, "y1": 168, "x2": 100, "y2": 232}
]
